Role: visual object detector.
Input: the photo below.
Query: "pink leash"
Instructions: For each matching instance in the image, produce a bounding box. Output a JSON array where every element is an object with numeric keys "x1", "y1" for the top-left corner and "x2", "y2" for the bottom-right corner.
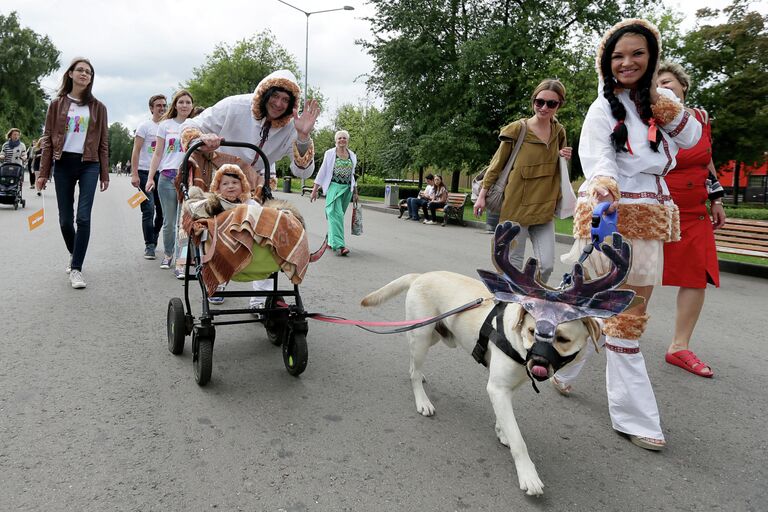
[{"x1": 306, "y1": 298, "x2": 484, "y2": 334}]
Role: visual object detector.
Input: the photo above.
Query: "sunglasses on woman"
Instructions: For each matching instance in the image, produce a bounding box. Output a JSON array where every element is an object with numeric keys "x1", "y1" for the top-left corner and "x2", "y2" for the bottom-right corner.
[{"x1": 534, "y1": 98, "x2": 561, "y2": 109}]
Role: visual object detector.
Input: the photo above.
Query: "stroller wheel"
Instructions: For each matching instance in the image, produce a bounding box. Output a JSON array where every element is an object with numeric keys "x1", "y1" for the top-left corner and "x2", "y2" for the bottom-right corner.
[
  {"x1": 167, "y1": 298, "x2": 186, "y2": 355},
  {"x1": 193, "y1": 327, "x2": 214, "y2": 386},
  {"x1": 282, "y1": 326, "x2": 308, "y2": 377},
  {"x1": 264, "y1": 295, "x2": 287, "y2": 346},
  {"x1": 13, "y1": 201, "x2": 18, "y2": 210},
  {"x1": 21, "y1": 199, "x2": 26, "y2": 208}
]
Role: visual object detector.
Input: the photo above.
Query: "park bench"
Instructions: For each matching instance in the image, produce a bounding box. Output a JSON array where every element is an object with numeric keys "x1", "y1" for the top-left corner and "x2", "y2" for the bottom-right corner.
[
  {"x1": 714, "y1": 218, "x2": 768, "y2": 259},
  {"x1": 396, "y1": 192, "x2": 469, "y2": 226}
]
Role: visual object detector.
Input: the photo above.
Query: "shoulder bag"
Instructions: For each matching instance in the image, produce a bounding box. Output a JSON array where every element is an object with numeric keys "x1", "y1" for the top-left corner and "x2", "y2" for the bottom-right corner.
[
  {"x1": 478, "y1": 120, "x2": 528, "y2": 214},
  {"x1": 554, "y1": 156, "x2": 577, "y2": 219}
]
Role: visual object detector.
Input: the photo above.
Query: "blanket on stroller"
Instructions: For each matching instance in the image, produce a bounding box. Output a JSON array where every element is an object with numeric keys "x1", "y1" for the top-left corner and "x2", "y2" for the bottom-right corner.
[{"x1": 183, "y1": 204, "x2": 309, "y2": 297}]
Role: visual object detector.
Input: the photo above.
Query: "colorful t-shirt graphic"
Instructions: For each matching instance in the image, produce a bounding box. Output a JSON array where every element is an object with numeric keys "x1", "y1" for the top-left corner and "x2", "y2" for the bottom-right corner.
[
  {"x1": 156, "y1": 118, "x2": 185, "y2": 177},
  {"x1": 62, "y1": 99, "x2": 91, "y2": 154},
  {"x1": 135, "y1": 119, "x2": 159, "y2": 170}
]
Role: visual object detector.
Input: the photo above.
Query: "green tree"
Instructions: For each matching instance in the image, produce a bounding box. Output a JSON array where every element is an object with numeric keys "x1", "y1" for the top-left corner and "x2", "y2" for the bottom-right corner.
[
  {"x1": 108, "y1": 123, "x2": 133, "y2": 168},
  {"x1": 362, "y1": 0, "x2": 660, "y2": 190},
  {"x1": 680, "y1": 0, "x2": 768, "y2": 202},
  {"x1": 332, "y1": 103, "x2": 389, "y2": 179},
  {"x1": 183, "y1": 31, "x2": 302, "y2": 107},
  {"x1": 0, "y1": 12, "x2": 59, "y2": 141}
]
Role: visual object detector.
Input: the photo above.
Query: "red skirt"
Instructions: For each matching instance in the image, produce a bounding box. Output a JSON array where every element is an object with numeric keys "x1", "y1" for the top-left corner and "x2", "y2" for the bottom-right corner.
[{"x1": 662, "y1": 168, "x2": 720, "y2": 288}]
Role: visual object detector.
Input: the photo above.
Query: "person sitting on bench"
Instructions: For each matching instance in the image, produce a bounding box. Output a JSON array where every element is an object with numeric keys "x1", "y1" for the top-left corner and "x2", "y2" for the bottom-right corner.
[{"x1": 404, "y1": 173, "x2": 434, "y2": 221}]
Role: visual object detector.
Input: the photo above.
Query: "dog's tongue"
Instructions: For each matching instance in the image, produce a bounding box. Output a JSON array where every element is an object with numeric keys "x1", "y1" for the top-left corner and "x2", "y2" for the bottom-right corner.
[{"x1": 531, "y1": 365, "x2": 549, "y2": 379}]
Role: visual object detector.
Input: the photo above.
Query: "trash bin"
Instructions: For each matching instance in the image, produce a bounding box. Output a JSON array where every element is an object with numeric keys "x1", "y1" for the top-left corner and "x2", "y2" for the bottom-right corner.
[
  {"x1": 282, "y1": 177, "x2": 292, "y2": 193},
  {"x1": 384, "y1": 184, "x2": 399, "y2": 207}
]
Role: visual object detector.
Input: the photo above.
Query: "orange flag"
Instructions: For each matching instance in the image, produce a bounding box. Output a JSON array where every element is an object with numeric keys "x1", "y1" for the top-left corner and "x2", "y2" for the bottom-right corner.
[
  {"x1": 28, "y1": 208, "x2": 45, "y2": 231},
  {"x1": 127, "y1": 190, "x2": 148, "y2": 208}
]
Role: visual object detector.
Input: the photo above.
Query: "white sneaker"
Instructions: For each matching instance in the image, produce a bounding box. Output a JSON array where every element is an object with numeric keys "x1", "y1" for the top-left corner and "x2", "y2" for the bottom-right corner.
[{"x1": 70, "y1": 270, "x2": 87, "y2": 289}]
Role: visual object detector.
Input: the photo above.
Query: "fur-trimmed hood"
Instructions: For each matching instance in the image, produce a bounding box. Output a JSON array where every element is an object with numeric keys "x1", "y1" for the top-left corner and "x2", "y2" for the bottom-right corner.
[
  {"x1": 595, "y1": 18, "x2": 662, "y2": 82},
  {"x1": 210, "y1": 164, "x2": 252, "y2": 203},
  {"x1": 250, "y1": 69, "x2": 301, "y2": 129}
]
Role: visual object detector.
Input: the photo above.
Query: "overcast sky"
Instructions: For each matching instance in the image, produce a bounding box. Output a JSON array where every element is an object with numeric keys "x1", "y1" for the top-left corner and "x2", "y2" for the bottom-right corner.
[{"x1": 5, "y1": 0, "x2": 759, "y2": 133}]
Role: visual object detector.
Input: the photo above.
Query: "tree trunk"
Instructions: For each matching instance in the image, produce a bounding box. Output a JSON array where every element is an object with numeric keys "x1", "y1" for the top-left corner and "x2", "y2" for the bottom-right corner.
[
  {"x1": 451, "y1": 170, "x2": 461, "y2": 193},
  {"x1": 733, "y1": 161, "x2": 741, "y2": 206}
]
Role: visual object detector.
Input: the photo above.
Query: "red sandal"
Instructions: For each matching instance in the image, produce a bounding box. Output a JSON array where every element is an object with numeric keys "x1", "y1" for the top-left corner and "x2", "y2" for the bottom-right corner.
[{"x1": 665, "y1": 349, "x2": 713, "y2": 378}]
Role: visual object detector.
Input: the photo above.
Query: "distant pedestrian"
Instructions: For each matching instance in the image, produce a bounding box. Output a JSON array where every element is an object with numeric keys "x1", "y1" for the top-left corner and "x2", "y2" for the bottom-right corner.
[
  {"x1": 311, "y1": 130, "x2": 357, "y2": 256},
  {"x1": 1, "y1": 128, "x2": 27, "y2": 167},
  {"x1": 26, "y1": 138, "x2": 41, "y2": 190},
  {"x1": 36, "y1": 57, "x2": 110, "y2": 290},
  {"x1": 130, "y1": 94, "x2": 166, "y2": 260}
]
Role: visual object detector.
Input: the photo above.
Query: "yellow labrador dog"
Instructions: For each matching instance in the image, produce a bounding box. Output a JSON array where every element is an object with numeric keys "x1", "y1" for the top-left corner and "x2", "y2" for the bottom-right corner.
[{"x1": 361, "y1": 271, "x2": 601, "y2": 496}]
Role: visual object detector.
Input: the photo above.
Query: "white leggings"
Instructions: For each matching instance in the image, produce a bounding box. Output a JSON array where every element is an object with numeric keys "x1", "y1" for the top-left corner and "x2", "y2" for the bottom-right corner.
[
  {"x1": 554, "y1": 336, "x2": 664, "y2": 440},
  {"x1": 508, "y1": 220, "x2": 555, "y2": 284}
]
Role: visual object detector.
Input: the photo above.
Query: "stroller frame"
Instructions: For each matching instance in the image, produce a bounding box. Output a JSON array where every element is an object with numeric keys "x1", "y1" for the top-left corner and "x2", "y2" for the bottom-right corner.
[
  {"x1": 166, "y1": 140, "x2": 309, "y2": 386},
  {"x1": 0, "y1": 163, "x2": 27, "y2": 210}
]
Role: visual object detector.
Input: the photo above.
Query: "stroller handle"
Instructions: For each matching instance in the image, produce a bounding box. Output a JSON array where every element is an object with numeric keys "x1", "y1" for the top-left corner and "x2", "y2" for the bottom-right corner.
[{"x1": 180, "y1": 139, "x2": 272, "y2": 202}]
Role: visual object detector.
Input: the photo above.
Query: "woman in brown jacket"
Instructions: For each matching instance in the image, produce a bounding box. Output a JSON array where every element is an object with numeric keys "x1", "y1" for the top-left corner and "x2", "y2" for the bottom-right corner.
[
  {"x1": 474, "y1": 79, "x2": 572, "y2": 283},
  {"x1": 36, "y1": 57, "x2": 110, "y2": 289}
]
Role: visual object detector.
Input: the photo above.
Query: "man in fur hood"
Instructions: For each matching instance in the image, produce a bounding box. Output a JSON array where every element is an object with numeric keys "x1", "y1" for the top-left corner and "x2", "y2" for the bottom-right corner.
[{"x1": 180, "y1": 70, "x2": 318, "y2": 312}]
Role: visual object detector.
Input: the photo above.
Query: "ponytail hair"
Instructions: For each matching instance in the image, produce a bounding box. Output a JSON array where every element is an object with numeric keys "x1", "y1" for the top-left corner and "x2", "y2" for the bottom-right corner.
[{"x1": 599, "y1": 24, "x2": 660, "y2": 153}]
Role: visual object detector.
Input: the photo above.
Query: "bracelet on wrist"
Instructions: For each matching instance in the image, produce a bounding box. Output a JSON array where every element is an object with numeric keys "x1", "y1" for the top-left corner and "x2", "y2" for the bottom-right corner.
[{"x1": 712, "y1": 200, "x2": 722, "y2": 205}]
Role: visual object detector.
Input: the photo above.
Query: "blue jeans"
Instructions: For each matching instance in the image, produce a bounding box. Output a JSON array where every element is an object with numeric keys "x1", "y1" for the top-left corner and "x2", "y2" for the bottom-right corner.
[
  {"x1": 53, "y1": 154, "x2": 100, "y2": 271},
  {"x1": 156, "y1": 174, "x2": 179, "y2": 258},
  {"x1": 138, "y1": 170, "x2": 163, "y2": 248},
  {"x1": 407, "y1": 197, "x2": 428, "y2": 219}
]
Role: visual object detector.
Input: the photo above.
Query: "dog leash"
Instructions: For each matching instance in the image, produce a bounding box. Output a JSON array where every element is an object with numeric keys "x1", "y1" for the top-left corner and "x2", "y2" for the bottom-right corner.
[{"x1": 306, "y1": 298, "x2": 485, "y2": 334}]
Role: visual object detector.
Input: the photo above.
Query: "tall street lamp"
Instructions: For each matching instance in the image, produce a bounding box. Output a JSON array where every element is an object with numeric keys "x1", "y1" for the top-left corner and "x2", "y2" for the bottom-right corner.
[{"x1": 276, "y1": 1, "x2": 355, "y2": 109}]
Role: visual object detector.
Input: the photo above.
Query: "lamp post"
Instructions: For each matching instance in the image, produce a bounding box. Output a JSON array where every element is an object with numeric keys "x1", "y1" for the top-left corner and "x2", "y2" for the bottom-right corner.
[{"x1": 276, "y1": 1, "x2": 355, "y2": 109}]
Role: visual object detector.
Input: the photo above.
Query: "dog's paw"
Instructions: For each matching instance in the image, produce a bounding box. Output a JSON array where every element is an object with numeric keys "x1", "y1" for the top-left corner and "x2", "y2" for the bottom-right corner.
[
  {"x1": 495, "y1": 424, "x2": 509, "y2": 447},
  {"x1": 516, "y1": 461, "x2": 544, "y2": 496},
  {"x1": 415, "y1": 399, "x2": 435, "y2": 417}
]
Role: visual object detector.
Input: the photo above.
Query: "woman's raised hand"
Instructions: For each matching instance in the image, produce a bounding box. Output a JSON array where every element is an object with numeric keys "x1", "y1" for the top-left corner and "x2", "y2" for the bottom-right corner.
[
  {"x1": 294, "y1": 98, "x2": 321, "y2": 139},
  {"x1": 559, "y1": 146, "x2": 573, "y2": 160}
]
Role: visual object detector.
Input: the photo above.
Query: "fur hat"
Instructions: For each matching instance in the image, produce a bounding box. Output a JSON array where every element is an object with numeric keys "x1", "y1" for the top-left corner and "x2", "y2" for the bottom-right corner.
[
  {"x1": 250, "y1": 69, "x2": 301, "y2": 129},
  {"x1": 595, "y1": 19, "x2": 662, "y2": 82},
  {"x1": 210, "y1": 164, "x2": 252, "y2": 203}
]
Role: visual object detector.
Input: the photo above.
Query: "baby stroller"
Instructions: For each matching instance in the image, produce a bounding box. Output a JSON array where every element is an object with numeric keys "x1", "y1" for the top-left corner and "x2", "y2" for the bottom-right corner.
[
  {"x1": 0, "y1": 163, "x2": 26, "y2": 210},
  {"x1": 167, "y1": 140, "x2": 309, "y2": 386}
]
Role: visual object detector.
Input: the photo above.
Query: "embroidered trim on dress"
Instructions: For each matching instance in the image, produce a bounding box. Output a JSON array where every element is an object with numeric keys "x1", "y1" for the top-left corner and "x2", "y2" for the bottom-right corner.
[
  {"x1": 668, "y1": 110, "x2": 691, "y2": 138},
  {"x1": 605, "y1": 343, "x2": 640, "y2": 354}
]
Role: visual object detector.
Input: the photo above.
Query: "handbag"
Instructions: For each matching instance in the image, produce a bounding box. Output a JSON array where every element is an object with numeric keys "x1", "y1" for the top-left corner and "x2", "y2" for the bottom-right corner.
[
  {"x1": 351, "y1": 200, "x2": 363, "y2": 236},
  {"x1": 554, "y1": 156, "x2": 577, "y2": 219},
  {"x1": 480, "y1": 120, "x2": 528, "y2": 214}
]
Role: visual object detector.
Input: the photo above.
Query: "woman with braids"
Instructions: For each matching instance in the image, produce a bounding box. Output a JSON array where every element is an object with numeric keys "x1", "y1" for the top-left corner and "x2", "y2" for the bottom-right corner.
[{"x1": 553, "y1": 19, "x2": 701, "y2": 451}]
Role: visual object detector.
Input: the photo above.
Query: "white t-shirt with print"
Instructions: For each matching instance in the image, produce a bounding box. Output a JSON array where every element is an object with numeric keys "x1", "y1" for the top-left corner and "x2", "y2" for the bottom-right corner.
[
  {"x1": 62, "y1": 96, "x2": 90, "y2": 154},
  {"x1": 135, "y1": 119, "x2": 160, "y2": 170},
  {"x1": 156, "y1": 118, "x2": 184, "y2": 172}
]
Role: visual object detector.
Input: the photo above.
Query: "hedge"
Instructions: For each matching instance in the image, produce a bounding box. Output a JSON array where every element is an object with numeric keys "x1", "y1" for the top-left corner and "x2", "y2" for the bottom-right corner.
[
  {"x1": 723, "y1": 207, "x2": 768, "y2": 221},
  {"x1": 356, "y1": 184, "x2": 420, "y2": 199}
]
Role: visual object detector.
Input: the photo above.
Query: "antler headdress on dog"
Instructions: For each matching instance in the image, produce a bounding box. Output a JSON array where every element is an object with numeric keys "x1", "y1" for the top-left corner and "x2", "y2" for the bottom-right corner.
[{"x1": 477, "y1": 222, "x2": 639, "y2": 346}]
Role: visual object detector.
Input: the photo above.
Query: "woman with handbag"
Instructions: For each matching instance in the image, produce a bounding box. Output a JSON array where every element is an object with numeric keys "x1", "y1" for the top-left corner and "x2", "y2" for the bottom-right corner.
[
  {"x1": 473, "y1": 79, "x2": 572, "y2": 283},
  {"x1": 310, "y1": 130, "x2": 358, "y2": 256}
]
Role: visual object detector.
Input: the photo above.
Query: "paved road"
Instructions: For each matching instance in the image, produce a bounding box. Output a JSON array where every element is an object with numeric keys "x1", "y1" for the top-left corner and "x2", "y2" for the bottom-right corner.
[{"x1": 2, "y1": 177, "x2": 766, "y2": 511}]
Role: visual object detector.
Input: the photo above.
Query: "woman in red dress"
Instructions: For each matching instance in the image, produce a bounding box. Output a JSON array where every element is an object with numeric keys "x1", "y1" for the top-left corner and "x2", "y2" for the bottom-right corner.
[{"x1": 658, "y1": 61, "x2": 726, "y2": 378}]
